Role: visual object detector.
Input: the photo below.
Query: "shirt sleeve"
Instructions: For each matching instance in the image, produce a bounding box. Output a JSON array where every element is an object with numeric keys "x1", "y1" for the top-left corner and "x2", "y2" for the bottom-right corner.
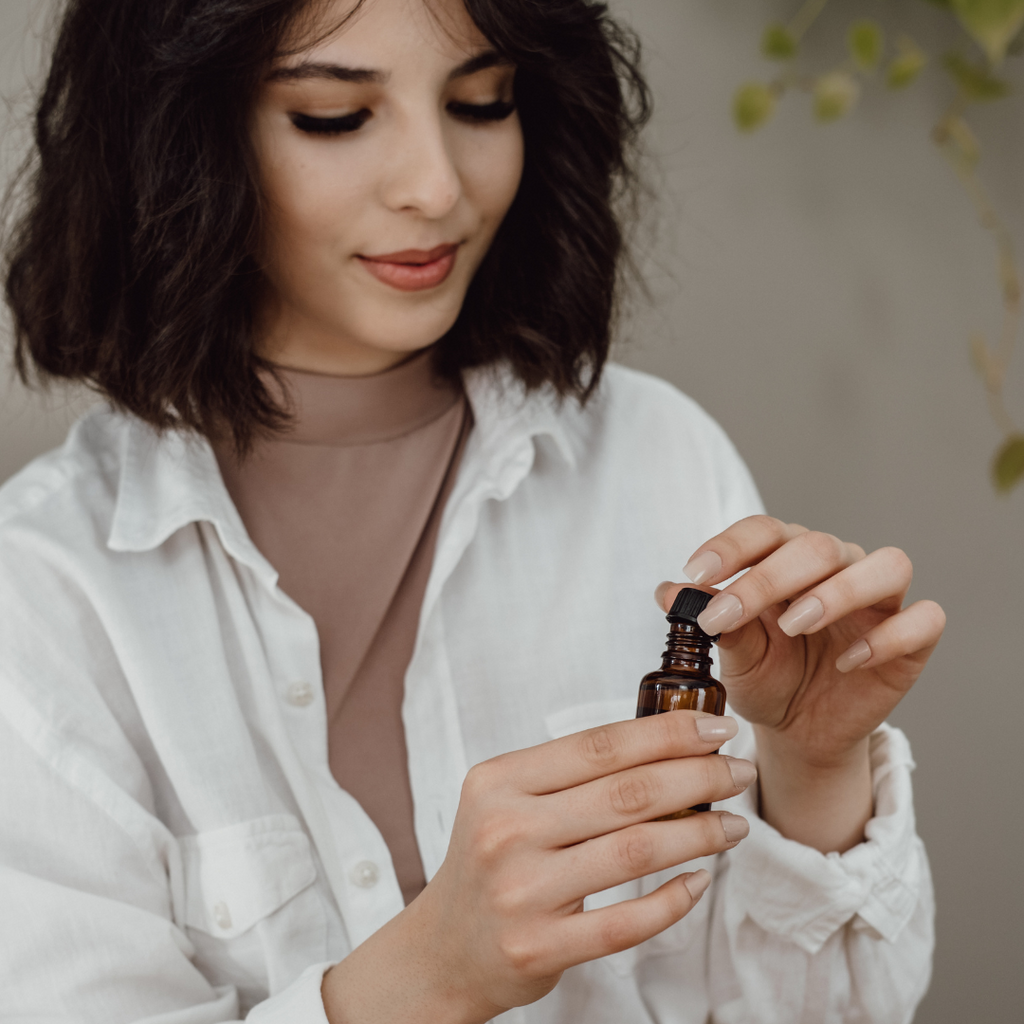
[
  {"x1": 681, "y1": 401, "x2": 935, "y2": 1022},
  {"x1": 0, "y1": 542, "x2": 335, "y2": 1024},
  {"x1": 707, "y1": 720, "x2": 935, "y2": 1024}
]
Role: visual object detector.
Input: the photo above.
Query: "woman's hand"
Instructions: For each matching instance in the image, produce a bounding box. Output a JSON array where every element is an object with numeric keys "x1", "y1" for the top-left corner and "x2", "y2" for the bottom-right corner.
[
  {"x1": 658, "y1": 515, "x2": 945, "y2": 854},
  {"x1": 322, "y1": 712, "x2": 756, "y2": 1024}
]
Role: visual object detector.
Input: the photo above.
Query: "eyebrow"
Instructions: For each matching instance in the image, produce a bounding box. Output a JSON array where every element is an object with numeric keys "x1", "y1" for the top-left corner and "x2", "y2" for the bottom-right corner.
[{"x1": 266, "y1": 49, "x2": 510, "y2": 85}]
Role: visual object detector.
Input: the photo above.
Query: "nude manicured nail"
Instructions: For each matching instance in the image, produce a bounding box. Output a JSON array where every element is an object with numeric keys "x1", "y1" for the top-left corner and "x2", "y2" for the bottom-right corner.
[
  {"x1": 836, "y1": 639, "x2": 871, "y2": 673},
  {"x1": 723, "y1": 756, "x2": 757, "y2": 789},
  {"x1": 697, "y1": 593, "x2": 743, "y2": 635},
  {"x1": 694, "y1": 715, "x2": 738, "y2": 743},
  {"x1": 721, "y1": 813, "x2": 749, "y2": 843},
  {"x1": 683, "y1": 869, "x2": 712, "y2": 902},
  {"x1": 777, "y1": 596, "x2": 824, "y2": 637},
  {"x1": 683, "y1": 550, "x2": 722, "y2": 586}
]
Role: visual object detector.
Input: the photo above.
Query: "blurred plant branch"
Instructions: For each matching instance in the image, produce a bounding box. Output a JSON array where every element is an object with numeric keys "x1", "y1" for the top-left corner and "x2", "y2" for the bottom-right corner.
[{"x1": 733, "y1": 0, "x2": 1024, "y2": 493}]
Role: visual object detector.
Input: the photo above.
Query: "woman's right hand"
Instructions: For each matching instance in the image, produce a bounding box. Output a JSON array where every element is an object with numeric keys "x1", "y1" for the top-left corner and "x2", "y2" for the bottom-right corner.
[{"x1": 322, "y1": 711, "x2": 755, "y2": 1024}]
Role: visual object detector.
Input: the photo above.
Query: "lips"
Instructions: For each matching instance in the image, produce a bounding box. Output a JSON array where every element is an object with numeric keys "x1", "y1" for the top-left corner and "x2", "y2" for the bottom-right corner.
[{"x1": 357, "y1": 243, "x2": 459, "y2": 292}]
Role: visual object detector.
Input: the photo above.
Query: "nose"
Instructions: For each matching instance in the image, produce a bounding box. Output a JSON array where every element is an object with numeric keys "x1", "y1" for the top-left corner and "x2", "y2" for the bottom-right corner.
[{"x1": 379, "y1": 110, "x2": 461, "y2": 219}]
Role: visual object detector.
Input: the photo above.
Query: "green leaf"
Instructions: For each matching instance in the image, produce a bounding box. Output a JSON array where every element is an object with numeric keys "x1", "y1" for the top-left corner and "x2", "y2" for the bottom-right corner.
[
  {"x1": 942, "y1": 52, "x2": 1012, "y2": 99},
  {"x1": 848, "y1": 20, "x2": 885, "y2": 69},
  {"x1": 992, "y1": 435, "x2": 1024, "y2": 491},
  {"x1": 813, "y1": 72, "x2": 861, "y2": 121},
  {"x1": 949, "y1": 0, "x2": 1024, "y2": 65},
  {"x1": 763, "y1": 23, "x2": 798, "y2": 60},
  {"x1": 887, "y1": 38, "x2": 928, "y2": 87},
  {"x1": 733, "y1": 83, "x2": 777, "y2": 131}
]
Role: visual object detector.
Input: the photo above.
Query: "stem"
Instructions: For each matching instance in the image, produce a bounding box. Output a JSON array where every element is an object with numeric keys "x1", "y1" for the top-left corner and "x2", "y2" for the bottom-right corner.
[
  {"x1": 934, "y1": 100, "x2": 1022, "y2": 439},
  {"x1": 789, "y1": 0, "x2": 832, "y2": 42}
]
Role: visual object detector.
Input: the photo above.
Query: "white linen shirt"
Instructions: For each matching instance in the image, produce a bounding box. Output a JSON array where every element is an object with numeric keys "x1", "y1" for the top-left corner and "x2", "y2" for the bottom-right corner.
[{"x1": 0, "y1": 363, "x2": 933, "y2": 1024}]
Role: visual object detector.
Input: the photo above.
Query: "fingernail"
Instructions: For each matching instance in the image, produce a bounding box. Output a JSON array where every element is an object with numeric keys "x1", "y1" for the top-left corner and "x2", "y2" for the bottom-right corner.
[
  {"x1": 721, "y1": 813, "x2": 749, "y2": 844},
  {"x1": 697, "y1": 593, "x2": 743, "y2": 635},
  {"x1": 777, "y1": 596, "x2": 824, "y2": 637},
  {"x1": 836, "y1": 639, "x2": 871, "y2": 673},
  {"x1": 683, "y1": 550, "x2": 723, "y2": 586},
  {"x1": 683, "y1": 868, "x2": 712, "y2": 902},
  {"x1": 694, "y1": 715, "x2": 739, "y2": 743},
  {"x1": 723, "y1": 756, "x2": 757, "y2": 789}
]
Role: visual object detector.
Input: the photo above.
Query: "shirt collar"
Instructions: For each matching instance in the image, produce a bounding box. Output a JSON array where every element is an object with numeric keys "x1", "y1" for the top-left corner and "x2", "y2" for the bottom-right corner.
[{"x1": 106, "y1": 361, "x2": 582, "y2": 568}]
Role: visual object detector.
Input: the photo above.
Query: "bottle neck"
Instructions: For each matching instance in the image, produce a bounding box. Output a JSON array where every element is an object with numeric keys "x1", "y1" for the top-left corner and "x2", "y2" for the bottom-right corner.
[{"x1": 661, "y1": 622, "x2": 714, "y2": 673}]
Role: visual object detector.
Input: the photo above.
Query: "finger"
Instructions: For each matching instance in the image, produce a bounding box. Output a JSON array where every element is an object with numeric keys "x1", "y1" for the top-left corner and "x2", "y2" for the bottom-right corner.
[
  {"x1": 553, "y1": 811, "x2": 748, "y2": 902},
  {"x1": 694, "y1": 530, "x2": 866, "y2": 637},
  {"x1": 547, "y1": 869, "x2": 713, "y2": 969},
  {"x1": 487, "y1": 711, "x2": 740, "y2": 796},
  {"x1": 835, "y1": 600, "x2": 946, "y2": 675},
  {"x1": 546, "y1": 752, "x2": 755, "y2": 846},
  {"x1": 682, "y1": 515, "x2": 809, "y2": 586},
  {"x1": 775, "y1": 546, "x2": 914, "y2": 637}
]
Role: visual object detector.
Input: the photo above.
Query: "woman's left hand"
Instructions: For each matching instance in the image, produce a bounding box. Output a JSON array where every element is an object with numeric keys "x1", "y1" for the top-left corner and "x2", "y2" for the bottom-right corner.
[{"x1": 657, "y1": 515, "x2": 946, "y2": 851}]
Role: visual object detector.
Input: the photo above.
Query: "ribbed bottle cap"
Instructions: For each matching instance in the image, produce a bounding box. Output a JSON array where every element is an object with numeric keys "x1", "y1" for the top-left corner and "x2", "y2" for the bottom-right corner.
[{"x1": 666, "y1": 587, "x2": 720, "y2": 641}]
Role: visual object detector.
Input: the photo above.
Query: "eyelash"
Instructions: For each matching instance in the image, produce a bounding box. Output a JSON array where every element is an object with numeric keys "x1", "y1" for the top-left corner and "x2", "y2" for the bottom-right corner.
[{"x1": 289, "y1": 100, "x2": 516, "y2": 137}]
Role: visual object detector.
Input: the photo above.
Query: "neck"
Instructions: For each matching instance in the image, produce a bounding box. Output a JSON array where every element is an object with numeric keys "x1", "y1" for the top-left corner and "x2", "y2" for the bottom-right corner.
[{"x1": 661, "y1": 623, "x2": 714, "y2": 673}]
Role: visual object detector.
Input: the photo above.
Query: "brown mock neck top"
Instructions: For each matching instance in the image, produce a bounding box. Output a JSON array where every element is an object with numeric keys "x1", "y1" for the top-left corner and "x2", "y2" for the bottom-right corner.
[{"x1": 213, "y1": 349, "x2": 470, "y2": 905}]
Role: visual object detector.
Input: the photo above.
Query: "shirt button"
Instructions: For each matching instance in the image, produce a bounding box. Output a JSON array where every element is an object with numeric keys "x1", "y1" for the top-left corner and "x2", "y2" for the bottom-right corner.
[
  {"x1": 286, "y1": 681, "x2": 315, "y2": 707},
  {"x1": 212, "y1": 901, "x2": 233, "y2": 930},
  {"x1": 349, "y1": 860, "x2": 380, "y2": 889}
]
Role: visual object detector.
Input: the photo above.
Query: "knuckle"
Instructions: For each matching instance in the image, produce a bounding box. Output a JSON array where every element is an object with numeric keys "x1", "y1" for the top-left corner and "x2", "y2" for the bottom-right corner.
[
  {"x1": 609, "y1": 771, "x2": 658, "y2": 817},
  {"x1": 805, "y1": 530, "x2": 844, "y2": 564},
  {"x1": 497, "y1": 931, "x2": 543, "y2": 976},
  {"x1": 597, "y1": 913, "x2": 641, "y2": 955},
  {"x1": 462, "y1": 760, "x2": 500, "y2": 803},
  {"x1": 746, "y1": 513, "x2": 780, "y2": 534},
  {"x1": 491, "y1": 879, "x2": 533, "y2": 920},
  {"x1": 880, "y1": 546, "x2": 914, "y2": 583},
  {"x1": 696, "y1": 757, "x2": 718, "y2": 798},
  {"x1": 469, "y1": 812, "x2": 525, "y2": 866},
  {"x1": 654, "y1": 707, "x2": 689, "y2": 749},
  {"x1": 579, "y1": 725, "x2": 620, "y2": 771},
  {"x1": 614, "y1": 829, "x2": 656, "y2": 875},
  {"x1": 744, "y1": 566, "x2": 780, "y2": 605},
  {"x1": 922, "y1": 599, "x2": 947, "y2": 631},
  {"x1": 703, "y1": 814, "x2": 727, "y2": 850}
]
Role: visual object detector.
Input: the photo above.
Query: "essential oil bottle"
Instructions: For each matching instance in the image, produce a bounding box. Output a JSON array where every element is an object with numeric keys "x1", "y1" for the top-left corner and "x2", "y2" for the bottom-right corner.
[{"x1": 636, "y1": 587, "x2": 726, "y2": 817}]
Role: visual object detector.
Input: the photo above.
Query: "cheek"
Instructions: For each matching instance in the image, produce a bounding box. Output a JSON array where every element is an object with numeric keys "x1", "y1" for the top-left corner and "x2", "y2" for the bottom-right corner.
[
  {"x1": 458, "y1": 124, "x2": 524, "y2": 225},
  {"x1": 260, "y1": 146, "x2": 369, "y2": 264}
]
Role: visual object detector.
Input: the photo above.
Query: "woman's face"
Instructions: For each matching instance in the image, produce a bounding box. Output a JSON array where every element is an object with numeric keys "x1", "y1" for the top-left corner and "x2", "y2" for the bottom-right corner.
[{"x1": 251, "y1": 0, "x2": 524, "y2": 375}]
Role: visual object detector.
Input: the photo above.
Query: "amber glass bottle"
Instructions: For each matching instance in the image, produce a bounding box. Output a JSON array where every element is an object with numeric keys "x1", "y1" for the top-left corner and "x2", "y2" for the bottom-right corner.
[{"x1": 636, "y1": 587, "x2": 726, "y2": 817}]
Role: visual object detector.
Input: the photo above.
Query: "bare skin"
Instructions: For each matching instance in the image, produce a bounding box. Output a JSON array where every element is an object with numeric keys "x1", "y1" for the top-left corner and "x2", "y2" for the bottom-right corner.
[
  {"x1": 248, "y1": 0, "x2": 947, "y2": 1019},
  {"x1": 660, "y1": 518, "x2": 946, "y2": 854}
]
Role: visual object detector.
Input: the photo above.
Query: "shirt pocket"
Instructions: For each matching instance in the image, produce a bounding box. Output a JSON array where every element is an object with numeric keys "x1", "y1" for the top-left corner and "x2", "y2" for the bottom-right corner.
[
  {"x1": 177, "y1": 814, "x2": 328, "y2": 1010},
  {"x1": 544, "y1": 700, "x2": 713, "y2": 979}
]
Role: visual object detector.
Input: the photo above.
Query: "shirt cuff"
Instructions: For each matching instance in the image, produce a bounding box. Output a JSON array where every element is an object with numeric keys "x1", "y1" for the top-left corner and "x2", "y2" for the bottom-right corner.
[
  {"x1": 720, "y1": 723, "x2": 925, "y2": 956},
  {"x1": 247, "y1": 961, "x2": 335, "y2": 1024}
]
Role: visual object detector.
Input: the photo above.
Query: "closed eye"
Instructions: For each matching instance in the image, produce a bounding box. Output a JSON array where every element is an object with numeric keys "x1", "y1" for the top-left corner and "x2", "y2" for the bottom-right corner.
[
  {"x1": 447, "y1": 99, "x2": 516, "y2": 123},
  {"x1": 290, "y1": 110, "x2": 371, "y2": 135}
]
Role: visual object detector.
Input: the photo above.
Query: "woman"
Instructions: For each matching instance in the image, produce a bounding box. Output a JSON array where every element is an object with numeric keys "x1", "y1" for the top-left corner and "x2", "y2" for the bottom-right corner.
[{"x1": 0, "y1": 0, "x2": 943, "y2": 1021}]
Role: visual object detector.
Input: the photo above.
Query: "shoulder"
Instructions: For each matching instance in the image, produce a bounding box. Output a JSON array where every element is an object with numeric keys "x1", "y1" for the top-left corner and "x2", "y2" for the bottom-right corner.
[
  {"x1": 560, "y1": 363, "x2": 763, "y2": 521},
  {"x1": 586, "y1": 363, "x2": 741, "y2": 452},
  {"x1": 0, "y1": 406, "x2": 135, "y2": 607},
  {"x1": 0, "y1": 404, "x2": 125, "y2": 538}
]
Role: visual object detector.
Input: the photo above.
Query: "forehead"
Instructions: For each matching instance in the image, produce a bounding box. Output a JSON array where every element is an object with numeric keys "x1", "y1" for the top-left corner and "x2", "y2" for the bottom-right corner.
[{"x1": 280, "y1": 0, "x2": 489, "y2": 69}]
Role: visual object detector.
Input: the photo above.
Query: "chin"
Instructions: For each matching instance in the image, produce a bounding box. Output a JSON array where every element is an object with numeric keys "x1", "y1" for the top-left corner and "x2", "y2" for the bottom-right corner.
[{"x1": 352, "y1": 311, "x2": 461, "y2": 359}]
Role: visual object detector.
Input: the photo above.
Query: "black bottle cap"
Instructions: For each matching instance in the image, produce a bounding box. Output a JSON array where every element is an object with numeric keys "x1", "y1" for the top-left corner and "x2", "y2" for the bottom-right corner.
[{"x1": 666, "y1": 587, "x2": 721, "y2": 641}]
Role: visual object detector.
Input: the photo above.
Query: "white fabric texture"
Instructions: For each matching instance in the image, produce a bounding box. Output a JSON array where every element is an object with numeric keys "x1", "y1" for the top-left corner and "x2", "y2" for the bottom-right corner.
[{"x1": 0, "y1": 363, "x2": 933, "y2": 1023}]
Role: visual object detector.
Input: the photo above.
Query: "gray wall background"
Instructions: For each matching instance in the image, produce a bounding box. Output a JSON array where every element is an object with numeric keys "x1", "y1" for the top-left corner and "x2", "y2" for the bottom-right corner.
[{"x1": 1, "y1": 1, "x2": 1021, "y2": 1020}]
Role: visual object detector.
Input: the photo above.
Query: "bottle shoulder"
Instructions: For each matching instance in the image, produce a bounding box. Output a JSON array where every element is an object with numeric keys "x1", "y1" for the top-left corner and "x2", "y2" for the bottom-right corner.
[{"x1": 639, "y1": 667, "x2": 723, "y2": 688}]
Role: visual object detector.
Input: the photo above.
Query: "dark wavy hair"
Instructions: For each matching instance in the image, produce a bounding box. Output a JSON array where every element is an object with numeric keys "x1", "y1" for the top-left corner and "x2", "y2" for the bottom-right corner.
[{"x1": 4, "y1": 0, "x2": 650, "y2": 449}]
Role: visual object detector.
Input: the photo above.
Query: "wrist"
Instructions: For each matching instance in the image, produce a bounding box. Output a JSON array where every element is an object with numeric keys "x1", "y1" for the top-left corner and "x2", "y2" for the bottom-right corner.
[
  {"x1": 321, "y1": 899, "x2": 497, "y2": 1024},
  {"x1": 753, "y1": 727, "x2": 873, "y2": 854}
]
